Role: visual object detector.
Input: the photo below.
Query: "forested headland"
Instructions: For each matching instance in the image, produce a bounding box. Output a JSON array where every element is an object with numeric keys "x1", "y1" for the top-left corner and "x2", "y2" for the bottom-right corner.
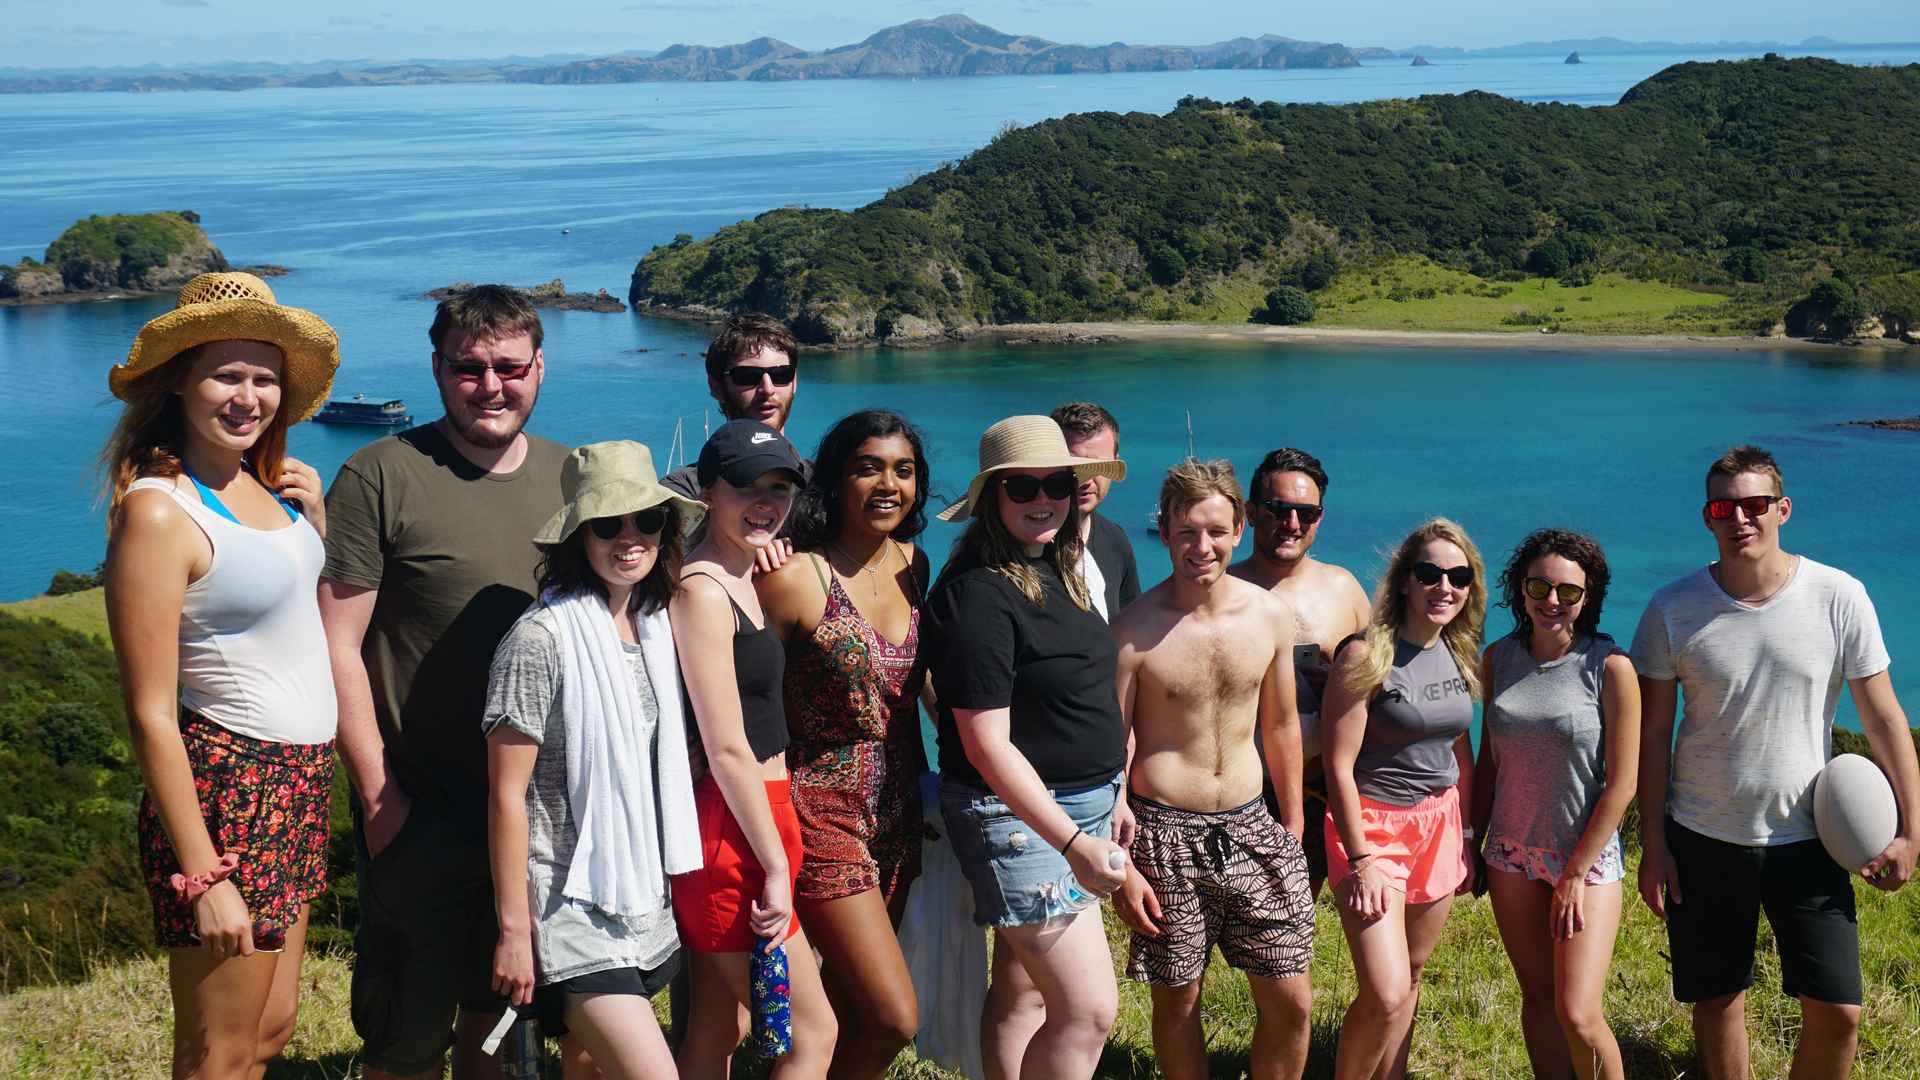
[{"x1": 630, "y1": 56, "x2": 1920, "y2": 346}]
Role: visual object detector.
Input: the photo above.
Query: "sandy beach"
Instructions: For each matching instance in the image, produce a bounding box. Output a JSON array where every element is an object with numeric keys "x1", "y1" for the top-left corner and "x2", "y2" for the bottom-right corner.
[{"x1": 970, "y1": 321, "x2": 1908, "y2": 352}]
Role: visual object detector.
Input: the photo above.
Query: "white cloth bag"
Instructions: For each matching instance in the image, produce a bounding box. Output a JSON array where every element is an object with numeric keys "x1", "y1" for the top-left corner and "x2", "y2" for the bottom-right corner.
[{"x1": 898, "y1": 771, "x2": 987, "y2": 1080}]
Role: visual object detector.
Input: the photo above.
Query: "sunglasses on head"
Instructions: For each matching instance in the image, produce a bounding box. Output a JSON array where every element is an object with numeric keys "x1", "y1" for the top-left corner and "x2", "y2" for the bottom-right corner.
[
  {"x1": 1253, "y1": 498, "x2": 1324, "y2": 526},
  {"x1": 1412, "y1": 561, "x2": 1474, "y2": 589},
  {"x1": 723, "y1": 363, "x2": 796, "y2": 389},
  {"x1": 1523, "y1": 577, "x2": 1586, "y2": 606},
  {"x1": 1704, "y1": 494, "x2": 1781, "y2": 521},
  {"x1": 1000, "y1": 470, "x2": 1078, "y2": 504},
  {"x1": 587, "y1": 506, "x2": 669, "y2": 540},
  {"x1": 440, "y1": 356, "x2": 534, "y2": 382}
]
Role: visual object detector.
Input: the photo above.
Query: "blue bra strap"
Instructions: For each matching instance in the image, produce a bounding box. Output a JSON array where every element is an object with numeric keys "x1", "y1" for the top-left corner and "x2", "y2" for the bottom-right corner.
[{"x1": 180, "y1": 464, "x2": 299, "y2": 525}]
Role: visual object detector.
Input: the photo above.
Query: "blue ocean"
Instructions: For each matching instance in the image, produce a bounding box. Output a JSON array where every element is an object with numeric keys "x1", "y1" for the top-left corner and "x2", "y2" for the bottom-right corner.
[{"x1": 2, "y1": 48, "x2": 1917, "y2": 720}]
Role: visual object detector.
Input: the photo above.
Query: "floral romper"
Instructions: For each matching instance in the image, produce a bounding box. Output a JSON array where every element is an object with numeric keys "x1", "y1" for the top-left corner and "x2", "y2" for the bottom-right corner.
[{"x1": 783, "y1": 554, "x2": 929, "y2": 901}]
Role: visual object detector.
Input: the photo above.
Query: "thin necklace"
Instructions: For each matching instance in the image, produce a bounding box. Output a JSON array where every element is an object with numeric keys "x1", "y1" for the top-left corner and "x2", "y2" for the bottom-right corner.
[{"x1": 830, "y1": 539, "x2": 894, "y2": 597}]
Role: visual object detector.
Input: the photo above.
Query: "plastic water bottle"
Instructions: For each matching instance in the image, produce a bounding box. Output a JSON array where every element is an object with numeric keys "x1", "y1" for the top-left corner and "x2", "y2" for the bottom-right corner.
[
  {"x1": 1057, "y1": 849, "x2": 1127, "y2": 913},
  {"x1": 500, "y1": 1016, "x2": 544, "y2": 1080}
]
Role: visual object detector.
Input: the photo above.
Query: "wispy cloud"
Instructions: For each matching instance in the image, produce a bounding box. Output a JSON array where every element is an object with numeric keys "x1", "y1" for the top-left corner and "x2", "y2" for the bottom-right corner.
[
  {"x1": 622, "y1": 2, "x2": 739, "y2": 10},
  {"x1": 160, "y1": 0, "x2": 210, "y2": 6}
]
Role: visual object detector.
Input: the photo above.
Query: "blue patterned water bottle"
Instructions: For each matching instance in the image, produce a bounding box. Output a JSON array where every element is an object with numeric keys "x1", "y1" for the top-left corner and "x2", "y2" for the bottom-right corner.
[{"x1": 750, "y1": 936, "x2": 794, "y2": 1058}]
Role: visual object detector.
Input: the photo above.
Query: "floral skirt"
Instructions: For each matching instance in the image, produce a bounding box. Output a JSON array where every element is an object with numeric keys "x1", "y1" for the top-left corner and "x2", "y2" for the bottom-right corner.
[{"x1": 138, "y1": 712, "x2": 335, "y2": 952}]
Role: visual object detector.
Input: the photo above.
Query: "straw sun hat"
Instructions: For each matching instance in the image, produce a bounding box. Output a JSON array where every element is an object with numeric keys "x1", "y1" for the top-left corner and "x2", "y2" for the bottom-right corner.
[
  {"x1": 937, "y1": 414, "x2": 1127, "y2": 522},
  {"x1": 109, "y1": 271, "x2": 341, "y2": 425},
  {"x1": 535, "y1": 440, "x2": 706, "y2": 545}
]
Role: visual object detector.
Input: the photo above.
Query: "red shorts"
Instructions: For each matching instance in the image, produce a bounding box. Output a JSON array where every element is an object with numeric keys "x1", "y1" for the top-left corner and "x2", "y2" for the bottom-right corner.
[
  {"x1": 1324, "y1": 786, "x2": 1468, "y2": 905},
  {"x1": 672, "y1": 776, "x2": 804, "y2": 953}
]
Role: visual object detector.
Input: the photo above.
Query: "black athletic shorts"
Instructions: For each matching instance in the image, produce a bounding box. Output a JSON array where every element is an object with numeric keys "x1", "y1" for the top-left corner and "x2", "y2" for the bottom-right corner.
[
  {"x1": 534, "y1": 949, "x2": 683, "y2": 1036},
  {"x1": 1663, "y1": 817, "x2": 1861, "y2": 1006}
]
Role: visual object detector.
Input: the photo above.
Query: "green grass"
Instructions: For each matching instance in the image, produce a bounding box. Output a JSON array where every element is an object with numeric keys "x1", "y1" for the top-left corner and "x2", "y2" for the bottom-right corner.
[
  {"x1": 0, "y1": 588, "x2": 109, "y2": 643},
  {"x1": 1308, "y1": 258, "x2": 1739, "y2": 335},
  {"x1": 6, "y1": 848, "x2": 1916, "y2": 1078}
]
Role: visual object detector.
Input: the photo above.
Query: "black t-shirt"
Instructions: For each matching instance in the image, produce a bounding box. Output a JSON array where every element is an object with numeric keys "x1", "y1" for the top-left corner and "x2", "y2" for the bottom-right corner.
[
  {"x1": 928, "y1": 553, "x2": 1126, "y2": 790},
  {"x1": 1086, "y1": 511, "x2": 1141, "y2": 617}
]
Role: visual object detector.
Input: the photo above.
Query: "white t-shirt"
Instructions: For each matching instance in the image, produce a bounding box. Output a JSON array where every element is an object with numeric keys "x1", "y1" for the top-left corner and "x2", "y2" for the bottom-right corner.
[{"x1": 1630, "y1": 556, "x2": 1890, "y2": 846}]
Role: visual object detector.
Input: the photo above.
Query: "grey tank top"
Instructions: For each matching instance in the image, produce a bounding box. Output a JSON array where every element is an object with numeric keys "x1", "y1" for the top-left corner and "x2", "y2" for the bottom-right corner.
[
  {"x1": 1484, "y1": 634, "x2": 1621, "y2": 857},
  {"x1": 1353, "y1": 637, "x2": 1474, "y2": 805}
]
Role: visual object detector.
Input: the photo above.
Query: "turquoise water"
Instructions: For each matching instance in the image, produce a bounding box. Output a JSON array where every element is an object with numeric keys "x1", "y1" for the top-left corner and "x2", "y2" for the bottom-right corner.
[{"x1": 2, "y1": 50, "x2": 1917, "y2": 721}]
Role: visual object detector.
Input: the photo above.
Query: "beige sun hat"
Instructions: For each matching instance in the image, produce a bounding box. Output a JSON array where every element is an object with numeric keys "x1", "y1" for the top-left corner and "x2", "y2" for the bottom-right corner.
[
  {"x1": 534, "y1": 440, "x2": 706, "y2": 545},
  {"x1": 937, "y1": 414, "x2": 1128, "y2": 522},
  {"x1": 110, "y1": 272, "x2": 341, "y2": 424}
]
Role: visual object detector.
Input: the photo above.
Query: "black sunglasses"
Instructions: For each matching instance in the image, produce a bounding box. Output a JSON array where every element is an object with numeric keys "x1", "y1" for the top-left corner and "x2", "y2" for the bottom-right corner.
[
  {"x1": 1705, "y1": 494, "x2": 1780, "y2": 521},
  {"x1": 723, "y1": 363, "x2": 796, "y2": 389},
  {"x1": 1412, "y1": 561, "x2": 1474, "y2": 589},
  {"x1": 1253, "y1": 498, "x2": 1324, "y2": 526},
  {"x1": 1000, "y1": 470, "x2": 1078, "y2": 504},
  {"x1": 1523, "y1": 577, "x2": 1586, "y2": 606},
  {"x1": 440, "y1": 355, "x2": 534, "y2": 382},
  {"x1": 588, "y1": 506, "x2": 669, "y2": 540}
]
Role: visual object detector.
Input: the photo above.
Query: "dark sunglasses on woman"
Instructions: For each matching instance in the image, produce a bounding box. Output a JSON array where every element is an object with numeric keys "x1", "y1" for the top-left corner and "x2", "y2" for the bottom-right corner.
[
  {"x1": 723, "y1": 363, "x2": 796, "y2": 388},
  {"x1": 1412, "y1": 561, "x2": 1474, "y2": 589},
  {"x1": 588, "y1": 506, "x2": 669, "y2": 540},
  {"x1": 1000, "y1": 470, "x2": 1078, "y2": 504},
  {"x1": 1523, "y1": 577, "x2": 1586, "y2": 606}
]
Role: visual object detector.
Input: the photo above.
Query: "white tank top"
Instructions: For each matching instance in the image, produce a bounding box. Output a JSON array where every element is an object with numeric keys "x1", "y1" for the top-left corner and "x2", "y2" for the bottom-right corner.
[{"x1": 127, "y1": 476, "x2": 337, "y2": 745}]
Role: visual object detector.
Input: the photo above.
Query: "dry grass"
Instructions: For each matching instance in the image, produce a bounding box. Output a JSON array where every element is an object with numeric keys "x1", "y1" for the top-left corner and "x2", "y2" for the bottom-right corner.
[
  {"x1": 0, "y1": 587, "x2": 108, "y2": 642},
  {"x1": 6, "y1": 854, "x2": 1917, "y2": 1078}
]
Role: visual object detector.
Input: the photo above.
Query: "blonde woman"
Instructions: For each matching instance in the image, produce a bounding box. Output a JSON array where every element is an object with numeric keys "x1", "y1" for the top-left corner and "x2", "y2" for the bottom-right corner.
[
  {"x1": 101, "y1": 272, "x2": 339, "y2": 1078},
  {"x1": 1321, "y1": 518, "x2": 1485, "y2": 1080},
  {"x1": 925, "y1": 415, "x2": 1131, "y2": 1080}
]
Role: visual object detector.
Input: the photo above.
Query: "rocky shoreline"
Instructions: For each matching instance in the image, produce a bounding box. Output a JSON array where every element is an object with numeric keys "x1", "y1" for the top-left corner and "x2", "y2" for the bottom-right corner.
[
  {"x1": 427, "y1": 279, "x2": 625, "y2": 313},
  {"x1": 631, "y1": 303, "x2": 1906, "y2": 354},
  {"x1": 1848, "y1": 416, "x2": 1920, "y2": 431},
  {"x1": 0, "y1": 264, "x2": 288, "y2": 308}
]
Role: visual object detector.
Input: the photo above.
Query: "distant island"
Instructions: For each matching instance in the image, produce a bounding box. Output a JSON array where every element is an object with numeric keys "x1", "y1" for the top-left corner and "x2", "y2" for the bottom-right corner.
[
  {"x1": 0, "y1": 212, "x2": 282, "y2": 306},
  {"x1": 629, "y1": 57, "x2": 1920, "y2": 348},
  {"x1": 425, "y1": 279, "x2": 625, "y2": 313},
  {"x1": 1399, "y1": 34, "x2": 1917, "y2": 59},
  {"x1": 0, "y1": 14, "x2": 1390, "y2": 93}
]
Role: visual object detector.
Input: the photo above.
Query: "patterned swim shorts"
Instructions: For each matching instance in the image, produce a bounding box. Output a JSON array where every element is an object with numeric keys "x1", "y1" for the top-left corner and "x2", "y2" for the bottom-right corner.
[
  {"x1": 1482, "y1": 832, "x2": 1625, "y2": 885},
  {"x1": 138, "y1": 712, "x2": 335, "y2": 953},
  {"x1": 1124, "y1": 794, "x2": 1315, "y2": 986}
]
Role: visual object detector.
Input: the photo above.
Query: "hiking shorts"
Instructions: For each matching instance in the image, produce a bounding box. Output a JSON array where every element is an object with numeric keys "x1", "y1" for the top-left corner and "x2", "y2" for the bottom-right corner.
[
  {"x1": 350, "y1": 797, "x2": 504, "y2": 1076},
  {"x1": 1664, "y1": 817, "x2": 1861, "y2": 1005}
]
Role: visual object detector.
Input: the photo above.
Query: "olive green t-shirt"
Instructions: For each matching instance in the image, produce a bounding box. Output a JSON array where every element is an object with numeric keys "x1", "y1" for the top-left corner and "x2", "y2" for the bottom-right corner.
[{"x1": 322, "y1": 423, "x2": 569, "y2": 830}]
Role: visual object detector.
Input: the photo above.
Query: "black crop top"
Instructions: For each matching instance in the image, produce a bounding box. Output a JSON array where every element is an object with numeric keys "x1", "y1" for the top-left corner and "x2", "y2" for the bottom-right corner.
[{"x1": 682, "y1": 572, "x2": 790, "y2": 764}]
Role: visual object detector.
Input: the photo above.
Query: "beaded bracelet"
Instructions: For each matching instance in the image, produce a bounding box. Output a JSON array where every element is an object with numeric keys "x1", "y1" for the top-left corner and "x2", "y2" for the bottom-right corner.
[{"x1": 169, "y1": 852, "x2": 240, "y2": 904}]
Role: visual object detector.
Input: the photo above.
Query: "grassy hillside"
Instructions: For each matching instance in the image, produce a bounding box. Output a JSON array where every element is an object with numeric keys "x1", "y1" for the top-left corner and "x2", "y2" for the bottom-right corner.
[
  {"x1": 630, "y1": 57, "x2": 1920, "y2": 345},
  {"x1": 4, "y1": 856, "x2": 1917, "y2": 1078}
]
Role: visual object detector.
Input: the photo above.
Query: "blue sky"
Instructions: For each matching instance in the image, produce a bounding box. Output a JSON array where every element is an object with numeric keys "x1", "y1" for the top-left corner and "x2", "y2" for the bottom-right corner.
[{"x1": 6, "y1": 1, "x2": 1904, "y2": 69}]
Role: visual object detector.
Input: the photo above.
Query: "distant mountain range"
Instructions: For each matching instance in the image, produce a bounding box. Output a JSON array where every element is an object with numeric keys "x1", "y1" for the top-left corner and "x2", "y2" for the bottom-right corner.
[
  {"x1": 525, "y1": 16, "x2": 1388, "y2": 84},
  {"x1": 2, "y1": 17, "x2": 1910, "y2": 95},
  {"x1": 1401, "y1": 35, "x2": 1914, "y2": 58},
  {"x1": 0, "y1": 14, "x2": 1389, "y2": 93}
]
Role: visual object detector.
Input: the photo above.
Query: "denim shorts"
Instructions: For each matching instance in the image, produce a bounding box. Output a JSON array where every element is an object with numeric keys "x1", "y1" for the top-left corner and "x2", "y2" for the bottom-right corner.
[{"x1": 939, "y1": 771, "x2": 1122, "y2": 928}]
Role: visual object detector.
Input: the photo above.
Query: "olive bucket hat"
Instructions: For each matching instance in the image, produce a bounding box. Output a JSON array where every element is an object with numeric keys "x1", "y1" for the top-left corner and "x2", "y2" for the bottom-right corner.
[
  {"x1": 937, "y1": 414, "x2": 1127, "y2": 522},
  {"x1": 110, "y1": 271, "x2": 341, "y2": 424},
  {"x1": 535, "y1": 440, "x2": 706, "y2": 545}
]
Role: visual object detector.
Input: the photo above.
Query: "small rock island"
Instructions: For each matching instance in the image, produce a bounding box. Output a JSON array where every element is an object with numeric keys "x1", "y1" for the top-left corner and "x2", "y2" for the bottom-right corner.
[
  {"x1": 0, "y1": 211, "x2": 275, "y2": 306},
  {"x1": 1564, "y1": 51, "x2": 1583, "y2": 64},
  {"x1": 1411, "y1": 55, "x2": 1432, "y2": 67},
  {"x1": 425, "y1": 279, "x2": 626, "y2": 313}
]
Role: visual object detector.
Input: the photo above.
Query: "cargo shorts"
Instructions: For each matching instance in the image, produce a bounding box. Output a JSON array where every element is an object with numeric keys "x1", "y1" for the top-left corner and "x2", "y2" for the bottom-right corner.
[{"x1": 350, "y1": 796, "x2": 505, "y2": 1076}]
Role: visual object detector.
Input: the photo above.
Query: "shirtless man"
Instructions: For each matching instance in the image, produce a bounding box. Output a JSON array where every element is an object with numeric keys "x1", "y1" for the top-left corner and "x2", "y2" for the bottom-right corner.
[
  {"x1": 1229, "y1": 447, "x2": 1371, "y2": 898},
  {"x1": 1114, "y1": 459, "x2": 1315, "y2": 1080}
]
